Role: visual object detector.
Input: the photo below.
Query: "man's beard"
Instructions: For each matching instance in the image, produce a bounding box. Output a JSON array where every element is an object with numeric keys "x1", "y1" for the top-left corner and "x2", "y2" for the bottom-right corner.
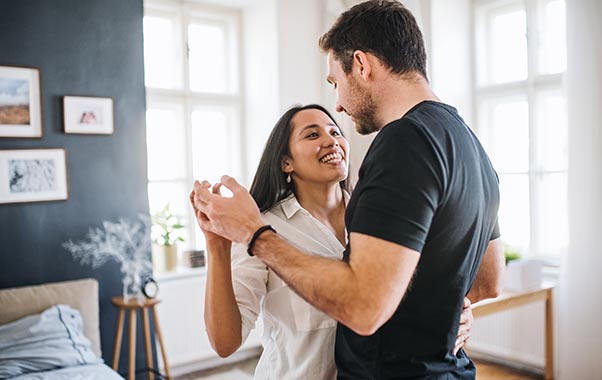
[{"x1": 348, "y1": 77, "x2": 380, "y2": 135}]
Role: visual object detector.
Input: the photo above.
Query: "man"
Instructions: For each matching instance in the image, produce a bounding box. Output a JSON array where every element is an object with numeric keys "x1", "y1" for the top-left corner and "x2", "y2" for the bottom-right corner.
[{"x1": 192, "y1": 1, "x2": 504, "y2": 378}]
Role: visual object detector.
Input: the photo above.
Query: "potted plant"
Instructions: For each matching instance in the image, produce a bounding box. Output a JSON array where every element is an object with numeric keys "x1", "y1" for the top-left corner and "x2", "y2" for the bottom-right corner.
[
  {"x1": 502, "y1": 244, "x2": 543, "y2": 291},
  {"x1": 151, "y1": 204, "x2": 185, "y2": 273}
]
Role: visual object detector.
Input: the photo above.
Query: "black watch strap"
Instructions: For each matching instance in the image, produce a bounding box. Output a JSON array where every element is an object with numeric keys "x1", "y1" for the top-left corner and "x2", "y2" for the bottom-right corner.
[{"x1": 247, "y1": 225, "x2": 276, "y2": 256}]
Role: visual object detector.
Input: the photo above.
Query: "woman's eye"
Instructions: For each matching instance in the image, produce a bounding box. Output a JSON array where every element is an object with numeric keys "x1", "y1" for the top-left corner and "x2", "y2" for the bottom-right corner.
[
  {"x1": 332, "y1": 130, "x2": 341, "y2": 136},
  {"x1": 307, "y1": 132, "x2": 319, "y2": 138}
]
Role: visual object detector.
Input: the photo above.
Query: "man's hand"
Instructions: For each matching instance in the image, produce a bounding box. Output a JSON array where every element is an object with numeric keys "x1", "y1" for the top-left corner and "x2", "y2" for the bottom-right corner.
[
  {"x1": 190, "y1": 175, "x2": 263, "y2": 244},
  {"x1": 453, "y1": 297, "x2": 473, "y2": 355},
  {"x1": 189, "y1": 185, "x2": 231, "y2": 251}
]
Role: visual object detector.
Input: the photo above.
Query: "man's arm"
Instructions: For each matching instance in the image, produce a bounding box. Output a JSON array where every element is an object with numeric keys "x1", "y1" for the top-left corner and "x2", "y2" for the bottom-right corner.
[
  {"x1": 467, "y1": 237, "x2": 505, "y2": 303},
  {"x1": 252, "y1": 230, "x2": 420, "y2": 335},
  {"x1": 192, "y1": 177, "x2": 420, "y2": 335}
]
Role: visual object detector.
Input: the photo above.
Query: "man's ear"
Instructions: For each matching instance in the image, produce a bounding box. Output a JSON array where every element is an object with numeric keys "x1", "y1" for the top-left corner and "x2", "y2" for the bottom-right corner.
[{"x1": 352, "y1": 50, "x2": 372, "y2": 81}]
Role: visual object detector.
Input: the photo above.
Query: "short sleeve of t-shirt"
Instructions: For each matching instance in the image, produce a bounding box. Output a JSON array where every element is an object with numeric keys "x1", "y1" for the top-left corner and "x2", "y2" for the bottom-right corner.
[
  {"x1": 491, "y1": 218, "x2": 500, "y2": 240},
  {"x1": 349, "y1": 120, "x2": 444, "y2": 253}
]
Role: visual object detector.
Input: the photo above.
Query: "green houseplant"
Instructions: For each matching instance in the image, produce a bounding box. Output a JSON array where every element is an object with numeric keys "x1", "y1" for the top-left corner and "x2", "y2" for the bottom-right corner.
[
  {"x1": 151, "y1": 204, "x2": 185, "y2": 273},
  {"x1": 503, "y1": 245, "x2": 522, "y2": 265}
]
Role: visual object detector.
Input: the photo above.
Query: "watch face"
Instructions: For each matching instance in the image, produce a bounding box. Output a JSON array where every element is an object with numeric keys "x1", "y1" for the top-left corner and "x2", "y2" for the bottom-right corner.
[{"x1": 143, "y1": 278, "x2": 159, "y2": 299}]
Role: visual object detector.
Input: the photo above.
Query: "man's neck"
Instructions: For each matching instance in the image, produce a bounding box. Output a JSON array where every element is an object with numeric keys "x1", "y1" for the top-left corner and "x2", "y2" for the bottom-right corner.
[{"x1": 375, "y1": 74, "x2": 440, "y2": 129}]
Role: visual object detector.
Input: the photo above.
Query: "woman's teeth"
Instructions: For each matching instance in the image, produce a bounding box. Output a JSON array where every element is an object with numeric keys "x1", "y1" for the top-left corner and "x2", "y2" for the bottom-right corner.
[{"x1": 320, "y1": 153, "x2": 343, "y2": 163}]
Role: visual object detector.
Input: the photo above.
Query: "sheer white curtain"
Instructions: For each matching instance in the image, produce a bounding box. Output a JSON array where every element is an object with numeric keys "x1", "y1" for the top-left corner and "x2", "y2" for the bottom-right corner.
[{"x1": 558, "y1": 0, "x2": 602, "y2": 378}]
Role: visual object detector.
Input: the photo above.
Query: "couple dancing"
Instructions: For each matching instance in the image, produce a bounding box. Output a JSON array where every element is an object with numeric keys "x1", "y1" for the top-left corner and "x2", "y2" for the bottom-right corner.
[{"x1": 190, "y1": 1, "x2": 504, "y2": 379}]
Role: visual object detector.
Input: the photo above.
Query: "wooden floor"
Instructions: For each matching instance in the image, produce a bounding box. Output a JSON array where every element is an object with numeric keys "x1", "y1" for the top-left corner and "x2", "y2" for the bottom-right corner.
[
  {"x1": 178, "y1": 357, "x2": 543, "y2": 380},
  {"x1": 475, "y1": 359, "x2": 542, "y2": 380}
]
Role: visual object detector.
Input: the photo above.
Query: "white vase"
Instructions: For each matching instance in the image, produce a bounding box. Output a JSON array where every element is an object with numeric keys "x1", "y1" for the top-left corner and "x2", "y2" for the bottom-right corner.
[
  {"x1": 122, "y1": 269, "x2": 144, "y2": 303},
  {"x1": 503, "y1": 259, "x2": 543, "y2": 292},
  {"x1": 152, "y1": 244, "x2": 178, "y2": 273}
]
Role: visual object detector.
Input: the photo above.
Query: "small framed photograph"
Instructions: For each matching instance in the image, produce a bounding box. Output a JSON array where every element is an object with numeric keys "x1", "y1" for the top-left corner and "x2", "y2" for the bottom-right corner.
[
  {"x1": 0, "y1": 148, "x2": 69, "y2": 204},
  {"x1": 63, "y1": 96, "x2": 114, "y2": 134},
  {"x1": 0, "y1": 65, "x2": 43, "y2": 138}
]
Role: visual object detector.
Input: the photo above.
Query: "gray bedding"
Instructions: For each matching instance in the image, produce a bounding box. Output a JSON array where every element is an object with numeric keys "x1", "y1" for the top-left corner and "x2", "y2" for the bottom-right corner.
[{"x1": 0, "y1": 305, "x2": 123, "y2": 380}]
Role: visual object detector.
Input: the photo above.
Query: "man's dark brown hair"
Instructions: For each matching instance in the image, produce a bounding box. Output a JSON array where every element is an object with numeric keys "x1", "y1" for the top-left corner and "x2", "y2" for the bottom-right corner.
[{"x1": 319, "y1": 0, "x2": 427, "y2": 79}]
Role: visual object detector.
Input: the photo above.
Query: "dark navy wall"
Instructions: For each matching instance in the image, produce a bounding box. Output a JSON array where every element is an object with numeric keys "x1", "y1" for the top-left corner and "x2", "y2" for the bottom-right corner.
[{"x1": 0, "y1": 0, "x2": 151, "y2": 373}]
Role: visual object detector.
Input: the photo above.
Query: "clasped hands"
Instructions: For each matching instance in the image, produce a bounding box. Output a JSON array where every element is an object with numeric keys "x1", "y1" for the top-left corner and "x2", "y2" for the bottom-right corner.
[{"x1": 189, "y1": 175, "x2": 264, "y2": 246}]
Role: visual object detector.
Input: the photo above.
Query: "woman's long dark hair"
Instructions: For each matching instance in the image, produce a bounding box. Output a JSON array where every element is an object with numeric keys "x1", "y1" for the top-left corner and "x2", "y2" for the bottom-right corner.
[{"x1": 249, "y1": 104, "x2": 351, "y2": 213}]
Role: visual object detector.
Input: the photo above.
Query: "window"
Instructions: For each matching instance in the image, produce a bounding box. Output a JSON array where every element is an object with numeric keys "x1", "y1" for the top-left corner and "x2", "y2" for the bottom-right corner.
[
  {"x1": 144, "y1": 1, "x2": 243, "y2": 250},
  {"x1": 473, "y1": 0, "x2": 567, "y2": 261}
]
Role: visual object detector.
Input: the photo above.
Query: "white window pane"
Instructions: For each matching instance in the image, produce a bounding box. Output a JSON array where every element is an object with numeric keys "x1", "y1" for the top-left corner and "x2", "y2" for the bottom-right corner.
[
  {"x1": 536, "y1": 92, "x2": 567, "y2": 171},
  {"x1": 498, "y1": 174, "x2": 530, "y2": 251},
  {"x1": 483, "y1": 99, "x2": 529, "y2": 173},
  {"x1": 538, "y1": 0, "x2": 567, "y2": 74},
  {"x1": 146, "y1": 108, "x2": 187, "y2": 180},
  {"x1": 188, "y1": 23, "x2": 228, "y2": 93},
  {"x1": 191, "y1": 109, "x2": 230, "y2": 181},
  {"x1": 535, "y1": 173, "x2": 568, "y2": 257},
  {"x1": 148, "y1": 181, "x2": 190, "y2": 244},
  {"x1": 143, "y1": 16, "x2": 180, "y2": 89},
  {"x1": 490, "y1": 8, "x2": 528, "y2": 84}
]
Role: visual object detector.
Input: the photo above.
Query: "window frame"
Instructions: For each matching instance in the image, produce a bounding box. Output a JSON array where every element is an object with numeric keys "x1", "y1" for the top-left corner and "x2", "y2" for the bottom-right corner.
[
  {"x1": 471, "y1": 0, "x2": 567, "y2": 264},
  {"x1": 144, "y1": 0, "x2": 245, "y2": 251}
]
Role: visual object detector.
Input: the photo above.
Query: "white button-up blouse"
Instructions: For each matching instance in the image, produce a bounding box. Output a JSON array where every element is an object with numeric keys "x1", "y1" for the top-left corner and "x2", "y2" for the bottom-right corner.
[{"x1": 230, "y1": 193, "x2": 348, "y2": 380}]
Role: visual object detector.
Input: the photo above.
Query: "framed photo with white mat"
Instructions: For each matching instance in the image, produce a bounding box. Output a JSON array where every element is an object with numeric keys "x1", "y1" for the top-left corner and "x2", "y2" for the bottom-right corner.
[
  {"x1": 63, "y1": 96, "x2": 114, "y2": 135},
  {"x1": 0, "y1": 148, "x2": 69, "y2": 204}
]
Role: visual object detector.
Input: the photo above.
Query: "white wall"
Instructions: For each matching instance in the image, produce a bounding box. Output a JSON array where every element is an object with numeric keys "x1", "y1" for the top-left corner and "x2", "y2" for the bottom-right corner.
[
  {"x1": 429, "y1": 0, "x2": 473, "y2": 126},
  {"x1": 276, "y1": 0, "x2": 323, "y2": 109},
  {"x1": 241, "y1": 0, "x2": 279, "y2": 185},
  {"x1": 557, "y1": 0, "x2": 602, "y2": 378},
  {"x1": 241, "y1": 0, "x2": 325, "y2": 184}
]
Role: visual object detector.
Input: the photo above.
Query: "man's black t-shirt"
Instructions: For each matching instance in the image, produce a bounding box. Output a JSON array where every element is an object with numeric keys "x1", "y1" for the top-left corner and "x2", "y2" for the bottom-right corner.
[{"x1": 336, "y1": 101, "x2": 500, "y2": 379}]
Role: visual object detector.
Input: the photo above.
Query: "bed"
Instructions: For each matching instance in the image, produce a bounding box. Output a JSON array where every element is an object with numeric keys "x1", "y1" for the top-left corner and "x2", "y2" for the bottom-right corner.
[{"x1": 0, "y1": 278, "x2": 124, "y2": 379}]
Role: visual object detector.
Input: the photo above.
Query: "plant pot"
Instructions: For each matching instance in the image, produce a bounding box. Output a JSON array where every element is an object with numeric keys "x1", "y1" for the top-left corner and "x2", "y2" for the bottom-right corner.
[
  {"x1": 504, "y1": 259, "x2": 543, "y2": 292},
  {"x1": 152, "y1": 244, "x2": 178, "y2": 273}
]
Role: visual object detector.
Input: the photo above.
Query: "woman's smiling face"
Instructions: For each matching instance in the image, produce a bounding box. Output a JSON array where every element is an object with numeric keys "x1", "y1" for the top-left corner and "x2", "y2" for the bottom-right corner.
[{"x1": 283, "y1": 108, "x2": 349, "y2": 187}]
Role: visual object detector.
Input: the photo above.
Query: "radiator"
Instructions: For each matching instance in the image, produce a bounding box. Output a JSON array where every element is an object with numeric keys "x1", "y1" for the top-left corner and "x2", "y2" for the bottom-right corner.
[{"x1": 469, "y1": 301, "x2": 546, "y2": 371}]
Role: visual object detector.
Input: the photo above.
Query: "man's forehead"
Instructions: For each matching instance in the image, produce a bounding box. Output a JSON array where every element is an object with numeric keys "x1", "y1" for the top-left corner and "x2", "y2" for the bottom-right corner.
[{"x1": 325, "y1": 52, "x2": 340, "y2": 80}]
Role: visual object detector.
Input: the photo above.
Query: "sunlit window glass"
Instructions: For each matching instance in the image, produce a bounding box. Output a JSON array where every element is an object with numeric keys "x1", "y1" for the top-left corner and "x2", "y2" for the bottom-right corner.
[
  {"x1": 143, "y1": 16, "x2": 180, "y2": 89},
  {"x1": 490, "y1": 8, "x2": 528, "y2": 84},
  {"x1": 498, "y1": 174, "x2": 530, "y2": 251},
  {"x1": 188, "y1": 23, "x2": 228, "y2": 93},
  {"x1": 485, "y1": 99, "x2": 529, "y2": 173},
  {"x1": 191, "y1": 109, "x2": 230, "y2": 181},
  {"x1": 147, "y1": 181, "x2": 190, "y2": 242},
  {"x1": 146, "y1": 109, "x2": 186, "y2": 181},
  {"x1": 536, "y1": 92, "x2": 567, "y2": 171},
  {"x1": 538, "y1": 0, "x2": 566, "y2": 74}
]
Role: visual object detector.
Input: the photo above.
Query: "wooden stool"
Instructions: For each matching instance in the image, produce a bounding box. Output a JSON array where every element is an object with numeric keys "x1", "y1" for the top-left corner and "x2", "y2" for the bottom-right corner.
[{"x1": 111, "y1": 296, "x2": 171, "y2": 380}]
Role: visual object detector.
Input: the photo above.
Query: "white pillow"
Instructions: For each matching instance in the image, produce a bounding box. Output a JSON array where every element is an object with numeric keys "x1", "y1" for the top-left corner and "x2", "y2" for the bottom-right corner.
[{"x1": 0, "y1": 304, "x2": 102, "y2": 378}]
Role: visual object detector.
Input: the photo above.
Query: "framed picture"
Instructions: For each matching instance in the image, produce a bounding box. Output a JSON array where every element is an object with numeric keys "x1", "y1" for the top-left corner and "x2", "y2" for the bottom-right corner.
[
  {"x1": 0, "y1": 65, "x2": 43, "y2": 138},
  {"x1": 63, "y1": 96, "x2": 114, "y2": 134},
  {"x1": 0, "y1": 149, "x2": 68, "y2": 204}
]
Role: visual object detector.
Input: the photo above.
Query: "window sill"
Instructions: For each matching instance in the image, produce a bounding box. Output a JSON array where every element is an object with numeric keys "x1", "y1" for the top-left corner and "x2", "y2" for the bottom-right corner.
[{"x1": 154, "y1": 266, "x2": 206, "y2": 283}]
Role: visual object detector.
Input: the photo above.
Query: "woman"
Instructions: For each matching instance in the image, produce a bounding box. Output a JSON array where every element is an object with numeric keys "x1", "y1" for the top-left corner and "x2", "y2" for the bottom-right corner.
[{"x1": 191, "y1": 104, "x2": 472, "y2": 379}]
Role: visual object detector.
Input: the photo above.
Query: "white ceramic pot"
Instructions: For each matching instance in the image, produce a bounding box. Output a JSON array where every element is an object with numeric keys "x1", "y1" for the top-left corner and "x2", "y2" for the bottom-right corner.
[
  {"x1": 503, "y1": 259, "x2": 543, "y2": 292},
  {"x1": 152, "y1": 244, "x2": 178, "y2": 273}
]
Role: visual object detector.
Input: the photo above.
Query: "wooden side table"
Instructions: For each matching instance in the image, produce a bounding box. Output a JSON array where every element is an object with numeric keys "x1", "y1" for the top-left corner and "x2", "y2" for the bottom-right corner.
[
  {"x1": 111, "y1": 296, "x2": 172, "y2": 380},
  {"x1": 472, "y1": 286, "x2": 555, "y2": 380}
]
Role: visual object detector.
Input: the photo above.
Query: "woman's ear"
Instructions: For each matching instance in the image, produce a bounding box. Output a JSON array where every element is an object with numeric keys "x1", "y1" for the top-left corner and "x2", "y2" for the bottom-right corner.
[{"x1": 281, "y1": 157, "x2": 293, "y2": 174}]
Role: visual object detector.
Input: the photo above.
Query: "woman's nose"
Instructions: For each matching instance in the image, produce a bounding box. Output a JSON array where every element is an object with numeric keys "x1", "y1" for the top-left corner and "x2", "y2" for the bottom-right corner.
[{"x1": 322, "y1": 134, "x2": 339, "y2": 147}]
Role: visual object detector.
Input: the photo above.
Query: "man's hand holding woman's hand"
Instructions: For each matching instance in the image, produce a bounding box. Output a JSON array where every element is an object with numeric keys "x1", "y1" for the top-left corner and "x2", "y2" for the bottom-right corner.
[{"x1": 189, "y1": 175, "x2": 264, "y2": 245}]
